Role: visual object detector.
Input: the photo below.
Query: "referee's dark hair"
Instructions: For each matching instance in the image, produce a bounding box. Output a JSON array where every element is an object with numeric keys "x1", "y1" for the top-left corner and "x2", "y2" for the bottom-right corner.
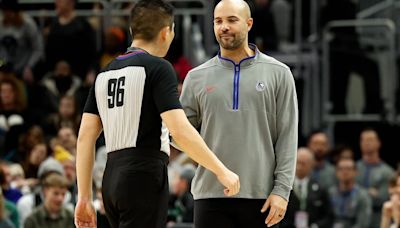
[{"x1": 130, "y1": 0, "x2": 174, "y2": 41}]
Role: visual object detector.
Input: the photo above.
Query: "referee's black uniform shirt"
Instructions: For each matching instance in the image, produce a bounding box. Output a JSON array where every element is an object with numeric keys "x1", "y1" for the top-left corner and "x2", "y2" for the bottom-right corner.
[{"x1": 83, "y1": 47, "x2": 182, "y2": 228}]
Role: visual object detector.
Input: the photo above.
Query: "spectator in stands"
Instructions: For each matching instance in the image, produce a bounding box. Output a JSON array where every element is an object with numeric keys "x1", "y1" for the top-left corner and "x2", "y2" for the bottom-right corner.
[
  {"x1": 0, "y1": 0, "x2": 44, "y2": 82},
  {"x1": 24, "y1": 173, "x2": 74, "y2": 228},
  {"x1": 331, "y1": 144, "x2": 354, "y2": 164},
  {"x1": 0, "y1": 77, "x2": 27, "y2": 160},
  {"x1": 17, "y1": 125, "x2": 45, "y2": 165},
  {"x1": 59, "y1": 157, "x2": 76, "y2": 207},
  {"x1": 381, "y1": 173, "x2": 400, "y2": 228},
  {"x1": 0, "y1": 162, "x2": 22, "y2": 204},
  {"x1": 40, "y1": 60, "x2": 82, "y2": 114},
  {"x1": 44, "y1": 95, "x2": 80, "y2": 136},
  {"x1": 55, "y1": 127, "x2": 77, "y2": 156},
  {"x1": 281, "y1": 147, "x2": 333, "y2": 228},
  {"x1": 168, "y1": 164, "x2": 195, "y2": 224},
  {"x1": 356, "y1": 127, "x2": 394, "y2": 228},
  {"x1": 0, "y1": 164, "x2": 19, "y2": 227},
  {"x1": 307, "y1": 131, "x2": 336, "y2": 190},
  {"x1": 329, "y1": 158, "x2": 372, "y2": 228},
  {"x1": 8, "y1": 163, "x2": 33, "y2": 194},
  {"x1": 45, "y1": 0, "x2": 97, "y2": 79},
  {"x1": 21, "y1": 143, "x2": 49, "y2": 179},
  {"x1": 17, "y1": 157, "x2": 75, "y2": 226},
  {"x1": 0, "y1": 187, "x2": 15, "y2": 228}
]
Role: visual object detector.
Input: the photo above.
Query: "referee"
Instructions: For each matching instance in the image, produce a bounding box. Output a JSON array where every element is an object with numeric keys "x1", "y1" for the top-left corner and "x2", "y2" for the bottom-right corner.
[{"x1": 74, "y1": 1, "x2": 240, "y2": 228}]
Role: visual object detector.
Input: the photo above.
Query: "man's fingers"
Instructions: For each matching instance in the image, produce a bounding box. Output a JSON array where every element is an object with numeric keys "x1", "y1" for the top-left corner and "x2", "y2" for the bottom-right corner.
[
  {"x1": 228, "y1": 186, "x2": 236, "y2": 196},
  {"x1": 75, "y1": 216, "x2": 96, "y2": 228},
  {"x1": 224, "y1": 188, "x2": 231, "y2": 196},
  {"x1": 76, "y1": 220, "x2": 96, "y2": 228},
  {"x1": 261, "y1": 197, "x2": 271, "y2": 213},
  {"x1": 234, "y1": 180, "x2": 240, "y2": 195},
  {"x1": 266, "y1": 207, "x2": 286, "y2": 227},
  {"x1": 223, "y1": 184, "x2": 239, "y2": 196},
  {"x1": 265, "y1": 207, "x2": 277, "y2": 225},
  {"x1": 268, "y1": 209, "x2": 285, "y2": 227}
]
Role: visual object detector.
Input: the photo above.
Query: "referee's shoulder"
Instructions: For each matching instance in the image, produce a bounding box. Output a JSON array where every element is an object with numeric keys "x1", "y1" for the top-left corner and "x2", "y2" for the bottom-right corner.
[
  {"x1": 155, "y1": 55, "x2": 174, "y2": 67},
  {"x1": 137, "y1": 54, "x2": 175, "y2": 71}
]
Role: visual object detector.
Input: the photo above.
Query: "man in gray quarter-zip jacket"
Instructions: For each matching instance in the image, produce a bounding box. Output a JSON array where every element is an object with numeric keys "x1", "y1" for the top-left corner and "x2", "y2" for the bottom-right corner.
[{"x1": 180, "y1": 0, "x2": 298, "y2": 227}]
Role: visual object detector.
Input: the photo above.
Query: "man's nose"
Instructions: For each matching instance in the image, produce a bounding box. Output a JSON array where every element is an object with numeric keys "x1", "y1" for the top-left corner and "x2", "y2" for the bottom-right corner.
[{"x1": 221, "y1": 23, "x2": 229, "y2": 32}]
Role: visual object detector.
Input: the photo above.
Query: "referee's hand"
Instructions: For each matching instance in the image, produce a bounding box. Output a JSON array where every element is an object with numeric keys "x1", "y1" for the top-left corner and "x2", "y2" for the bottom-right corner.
[
  {"x1": 75, "y1": 199, "x2": 97, "y2": 228},
  {"x1": 217, "y1": 169, "x2": 240, "y2": 196}
]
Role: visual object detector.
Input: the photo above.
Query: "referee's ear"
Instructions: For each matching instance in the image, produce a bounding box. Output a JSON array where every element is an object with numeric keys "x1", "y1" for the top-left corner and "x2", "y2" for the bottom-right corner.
[{"x1": 159, "y1": 26, "x2": 170, "y2": 41}]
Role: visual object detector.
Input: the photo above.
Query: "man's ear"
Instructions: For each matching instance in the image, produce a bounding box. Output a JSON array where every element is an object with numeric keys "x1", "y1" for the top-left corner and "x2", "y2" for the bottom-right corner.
[
  {"x1": 159, "y1": 26, "x2": 170, "y2": 41},
  {"x1": 247, "y1": 18, "x2": 253, "y2": 32}
]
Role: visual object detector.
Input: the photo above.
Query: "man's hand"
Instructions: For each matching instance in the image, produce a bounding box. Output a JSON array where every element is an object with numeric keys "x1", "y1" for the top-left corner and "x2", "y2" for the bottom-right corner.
[
  {"x1": 216, "y1": 168, "x2": 240, "y2": 196},
  {"x1": 261, "y1": 194, "x2": 288, "y2": 227},
  {"x1": 75, "y1": 199, "x2": 97, "y2": 228}
]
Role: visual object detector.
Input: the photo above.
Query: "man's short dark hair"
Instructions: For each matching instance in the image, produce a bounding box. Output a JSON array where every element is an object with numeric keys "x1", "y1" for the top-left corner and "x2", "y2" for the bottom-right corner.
[{"x1": 130, "y1": 0, "x2": 174, "y2": 41}]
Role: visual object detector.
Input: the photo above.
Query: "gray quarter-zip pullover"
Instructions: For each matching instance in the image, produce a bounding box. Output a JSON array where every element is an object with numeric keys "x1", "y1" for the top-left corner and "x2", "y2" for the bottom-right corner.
[{"x1": 180, "y1": 45, "x2": 298, "y2": 200}]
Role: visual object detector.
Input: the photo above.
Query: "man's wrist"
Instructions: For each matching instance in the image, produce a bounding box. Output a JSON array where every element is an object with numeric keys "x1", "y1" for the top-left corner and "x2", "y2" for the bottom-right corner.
[{"x1": 78, "y1": 195, "x2": 93, "y2": 202}]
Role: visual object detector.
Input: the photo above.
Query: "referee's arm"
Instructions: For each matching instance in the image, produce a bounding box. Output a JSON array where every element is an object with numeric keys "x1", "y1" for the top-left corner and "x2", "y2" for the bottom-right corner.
[
  {"x1": 76, "y1": 113, "x2": 102, "y2": 200},
  {"x1": 75, "y1": 113, "x2": 102, "y2": 228},
  {"x1": 161, "y1": 109, "x2": 239, "y2": 196}
]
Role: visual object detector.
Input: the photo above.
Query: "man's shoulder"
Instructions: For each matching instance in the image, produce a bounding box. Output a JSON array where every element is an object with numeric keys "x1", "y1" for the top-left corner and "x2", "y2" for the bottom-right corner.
[
  {"x1": 187, "y1": 57, "x2": 218, "y2": 77},
  {"x1": 256, "y1": 52, "x2": 290, "y2": 71},
  {"x1": 99, "y1": 54, "x2": 171, "y2": 77},
  {"x1": 137, "y1": 53, "x2": 170, "y2": 65}
]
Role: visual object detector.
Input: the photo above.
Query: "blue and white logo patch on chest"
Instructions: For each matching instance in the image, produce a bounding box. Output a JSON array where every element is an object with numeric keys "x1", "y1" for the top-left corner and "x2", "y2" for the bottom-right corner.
[{"x1": 256, "y1": 81, "x2": 266, "y2": 92}]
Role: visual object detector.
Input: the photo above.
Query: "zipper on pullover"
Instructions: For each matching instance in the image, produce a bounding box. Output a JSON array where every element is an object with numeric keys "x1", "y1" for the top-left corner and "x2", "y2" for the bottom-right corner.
[
  {"x1": 218, "y1": 52, "x2": 256, "y2": 111},
  {"x1": 233, "y1": 65, "x2": 240, "y2": 110}
]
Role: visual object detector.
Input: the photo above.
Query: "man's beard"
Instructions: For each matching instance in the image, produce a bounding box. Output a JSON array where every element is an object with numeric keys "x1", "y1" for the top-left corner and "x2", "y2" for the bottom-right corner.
[{"x1": 217, "y1": 33, "x2": 245, "y2": 50}]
